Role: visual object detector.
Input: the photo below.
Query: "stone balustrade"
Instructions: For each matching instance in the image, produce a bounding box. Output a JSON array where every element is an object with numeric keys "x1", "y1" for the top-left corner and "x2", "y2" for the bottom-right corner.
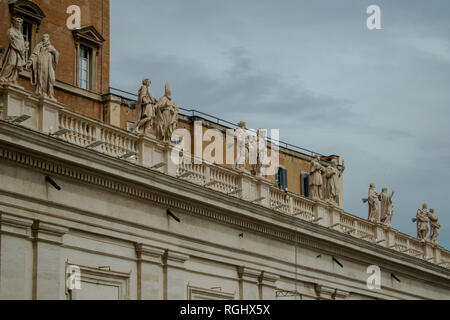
[
  {"x1": 0, "y1": 84, "x2": 449, "y2": 268},
  {"x1": 59, "y1": 109, "x2": 139, "y2": 160}
]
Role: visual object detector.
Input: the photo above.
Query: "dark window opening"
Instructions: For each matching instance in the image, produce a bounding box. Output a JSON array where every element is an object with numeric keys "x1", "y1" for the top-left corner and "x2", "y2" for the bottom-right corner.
[
  {"x1": 301, "y1": 173, "x2": 310, "y2": 198},
  {"x1": 276, "y1": 167, "x2": 288, "y2": 192}
]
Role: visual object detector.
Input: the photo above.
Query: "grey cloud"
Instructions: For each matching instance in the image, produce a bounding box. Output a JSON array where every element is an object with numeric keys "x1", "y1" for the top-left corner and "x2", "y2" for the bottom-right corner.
[{"x1": 111, "y1": 0, "x2": 450, "y2": 248}]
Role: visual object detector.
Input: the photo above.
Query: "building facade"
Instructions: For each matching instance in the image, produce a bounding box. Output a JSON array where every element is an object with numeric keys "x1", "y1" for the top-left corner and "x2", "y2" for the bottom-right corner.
[{"x1": 0, "y1": 0, "x2": 449, "y2": 300}]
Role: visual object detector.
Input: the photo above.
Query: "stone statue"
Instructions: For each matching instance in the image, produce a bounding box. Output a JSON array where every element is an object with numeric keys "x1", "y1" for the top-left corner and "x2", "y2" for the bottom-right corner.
[
  {"x1": 365, "y1": 183, "x2": 380, "y2": 223},
  {"x1": 428, "y1": 209, "x2": 440, "y2": 244},
  {"x1": 256, "y1": 129, "x2": 268, "y2": 176},
  {"x1": 416, "y1": 203, "x2": 430, "y2": 241},
  {"x1": 380, "y1": 188, "x2": 395, "y2": 226},
  {"x1": 325, "y1": 159, "x2": 345, "y2": 205},
  {"x1": 234, "y1": 121, "x2": 248, "y2": 170},
  {"x1": 0, "y1": 17, "x2": 28, "y2": 86},
  {"x1": 248, "y1": 133, "x2": 258, "y2": 174},
  {"x1": 309, "y1": 155, "x2": 325, "y2": 200},
  {"x1": 27, "y1": 34, "x2": 59, "y2": 100},
  {"x1": 155, "y1": 83, "x2": 178, "y2": 143},
  {"x1": 135, "y1": 78, "x2": 157, "y2": 134}
]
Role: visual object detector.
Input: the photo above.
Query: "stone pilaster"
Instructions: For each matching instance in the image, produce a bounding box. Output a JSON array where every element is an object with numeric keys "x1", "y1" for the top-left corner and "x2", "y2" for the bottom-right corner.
[
  {"x1": 424, "y1": 242, "x2": 434, "y2": 262},
  {"x1": 31, "y1": 220, "x2": 68, "y2": 300},
  {"x1": 313, "y1": 199, "x2": 331, "y2": 227},
  {"x1": 0, "y1": 213, "x2": 34, "y2": 300},
  {"x1": 433, "y1": 244, "x2": 441, "y2": 264},
  {"x1": 238, "y1": 266, "x2": 260, "y2": 300},
  {"x1": 258, "y1": 271, "x2": 280, "y2": 300},
  {"x1": 328, "y1": 203, "x2": 342, "y2": 230},
  {"x1": 39, "y1": 97, "x2": 64, "y2": 135},
  {"x1": 103, "y1": 94, "x2": 122, "y2": 128},
  {"x1": 238, "y1": 171, "x2": 257, "y2": 201},
  {"x1": 385, "y1": 226, "x2": 396, "y2": 248},
  {"x1": 0, "y1": 84, "x2": 40, "y2": 130},
  {"x1": 163, "y1": 250, "x2": 189, "y2": 300},
  {"x1": 135, "y1": 243, "x2": 165, "y2": 300},
  {"x1": 256, "y1": 177, "x2": 272, "y2": 208}
]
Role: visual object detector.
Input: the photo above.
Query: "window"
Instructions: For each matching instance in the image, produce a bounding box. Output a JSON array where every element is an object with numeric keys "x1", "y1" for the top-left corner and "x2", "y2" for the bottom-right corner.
[
  {"x1": 72, "y1": 26, "x2": 105, "y2": 92},
  {"x1": 275, "y1": 167, "x2": 288, "y2": 192},
  {"x1": 66, "y1": 264, "x2": 130, "y2": 300},
  {"x1": 20, "y1": 21, "x2": 32, "y2": 66},
  {"x1": 301, "y1": 173, "x2": 310, "y2": 198},
  {"x1": 187, "y1": 286, "x2": 235, "y2": 300},
  {"x1": 79, "y1": 46, "x2": 91, "y2": 90}
]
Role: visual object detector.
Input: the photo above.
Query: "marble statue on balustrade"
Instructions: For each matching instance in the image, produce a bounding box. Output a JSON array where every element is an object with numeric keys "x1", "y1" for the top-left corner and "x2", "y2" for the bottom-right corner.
[
  {"x1": 380, "y1": 188, "x2": 395, "y2": 227},
  {"x1": 155, "y1": 83, "x2": 179, "y2": 143},
  {"x1": 234, "y1": 121, "x2": 249, "y2": 171},
  {"x1": 415, "y1": 203, "x2": 430, "y2": 241},
  {"x1": 248, "y1": 133, "x2": 257, "y2": 175},
  {"x1": 428, "y1": 209, "x2": 440, "y2": 244},
  {"x1": 309, "y1": 155, "x2": 325, "y2": 200},
  {"x1": 249, "y1": 129, "x2": 267, "y2": 176},
  {"x1": 364, "y1": 183, "x2": 380, "y2": 223},
  {"x1": 27, "y1": 34, "x2": 59, "y2": 101},
  {"x1": 256, "y1": 129, "x2": 269, "y2": 176},
  {"x1": 324, "y1": 159, "x2": 345, "y2": 205},
  {"x1": 135, "y1": 78, "x2": 157, "y2": 134},
  {"x1": 0, "y1": 17, "x2": 28, "y2": 86}
]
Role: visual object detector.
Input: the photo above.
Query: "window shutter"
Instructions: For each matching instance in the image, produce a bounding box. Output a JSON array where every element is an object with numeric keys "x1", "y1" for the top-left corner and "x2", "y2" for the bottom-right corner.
[
  {"x1": 282, "y1": 168, "x2": 288, "y2": 192},
  {"x1": 301, "y1": 173, "x2": 306, "y2": 196},
  {"x1": 275, "y1": 167, "x2": 280, "y2": 187},
  {"x1": 304, "y1": 174, "x2": 310, "y2": 198},
  {"x1": 301, "y1": 173, "x2": 310, "y2": 197}
]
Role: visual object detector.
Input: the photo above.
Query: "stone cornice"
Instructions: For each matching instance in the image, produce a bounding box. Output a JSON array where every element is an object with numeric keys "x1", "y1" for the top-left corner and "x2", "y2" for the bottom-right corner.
[{"x1": 0, "y1": 120, "x2": 449, "y2": 285}]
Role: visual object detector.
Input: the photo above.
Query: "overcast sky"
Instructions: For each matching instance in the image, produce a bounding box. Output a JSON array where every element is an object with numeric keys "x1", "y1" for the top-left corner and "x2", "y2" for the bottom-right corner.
[{"x1": 110, "y1": 0, "x2": 450, "y2": 248}]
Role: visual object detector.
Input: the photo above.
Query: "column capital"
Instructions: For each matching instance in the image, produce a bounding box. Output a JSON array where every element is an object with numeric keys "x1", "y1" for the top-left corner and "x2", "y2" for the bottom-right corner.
[
  {"x1": 32, "y1": 220, "x2": 68, "y2": 246},
  {"x1": 135, "y1": 243, "x2": 166, "y2": 265},
  {"x1": 0, "y1": 213, "x2": 34, "y2": 239},
  {"x1": 258, "y1": 271, "x2": 280, "y2": 288},
  {"x1": 163, "y1": 250, "x2": 189, "y2": 270},
  {"x1": 238, "y1": 266, "x2": 261, "y2": 284}
]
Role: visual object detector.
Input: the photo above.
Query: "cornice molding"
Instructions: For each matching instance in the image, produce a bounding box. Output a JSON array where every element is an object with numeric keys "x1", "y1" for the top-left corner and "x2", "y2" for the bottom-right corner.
[{"x1": 0, "y1": 121, "x2": 449, "y2": 284}]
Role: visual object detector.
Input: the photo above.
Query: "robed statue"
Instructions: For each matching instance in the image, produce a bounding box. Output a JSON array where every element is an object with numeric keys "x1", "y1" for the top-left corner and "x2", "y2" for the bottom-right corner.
[
  {"x1": 0, "y1": 17, "x2": 28, "y2": 85},
  {"x1": 155, "y1": 83, "x2": 178, "y2": 143},
  {"x1": 428, "y1": 209, "x2": 440, "y2": 244},
  {"x1": 364, "y1": 183, "x2": 380, "y2": 223},
  {"x1": 27, "y1": 34, "x2": 59, "y2": 100},
  {"x1": 135, "y1": 78, "x2": 157, "y2": 134},
  {"x1": 309, "y1": 155, "x2": 325, "y2": 200},
  {"x1": 325, "y1": 159, "x2": 345, "y2": 205},
  {"x1": 379, "y1": 188, "x2": 395, "y2": 226},
  {"x1": 415, "y1": 203, "x2": 430, "y2": 241}
]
